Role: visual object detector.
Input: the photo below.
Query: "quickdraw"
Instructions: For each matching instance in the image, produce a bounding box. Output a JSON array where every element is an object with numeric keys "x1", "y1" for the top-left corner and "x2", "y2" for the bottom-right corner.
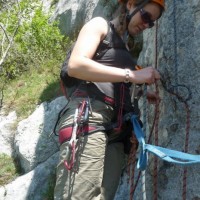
[{"x1": 64, "y1": 100, "x2": 89, "y2": 171}]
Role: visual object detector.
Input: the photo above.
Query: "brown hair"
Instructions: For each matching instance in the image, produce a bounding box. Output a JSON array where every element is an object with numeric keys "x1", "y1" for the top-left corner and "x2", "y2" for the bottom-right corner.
[
  {"x1": 112, "y1": 3, "x2": 127, "y2": 35},
  {"x1": 115, "y1": 0, "x2": 146, "y2": 35}
]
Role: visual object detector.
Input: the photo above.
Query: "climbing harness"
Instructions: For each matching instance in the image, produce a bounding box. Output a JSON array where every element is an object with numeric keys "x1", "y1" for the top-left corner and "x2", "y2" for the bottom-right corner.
[{"x1": 59, "y1": 95, "x2": 140, "y2": 171}]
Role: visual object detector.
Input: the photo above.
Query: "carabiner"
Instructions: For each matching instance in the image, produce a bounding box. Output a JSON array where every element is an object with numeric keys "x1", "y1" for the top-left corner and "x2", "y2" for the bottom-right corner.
[
  {"x1": 64, "y1": 141, "x2": 76, "y2": 170},
  {"x1": 64, "y1": 108, "x2": 79, "y2": 170}
]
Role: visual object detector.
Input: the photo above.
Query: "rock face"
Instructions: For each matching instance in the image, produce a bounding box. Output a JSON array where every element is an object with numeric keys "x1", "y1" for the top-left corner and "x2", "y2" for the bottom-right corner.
[
  {"x1": 50, "y1": 0, "x2": 118, "y2": 37},
  {"x1": 14, "y1": 97, "x2": 66, "y2": 173},
  {"x1": 135, "y1": 1, "x2": 200, "y2": 199},
  {"x1": 0, "y1": 97, "x2": 67, "y2": 200},
  {"x1": 0, "y1": 152, "x2": 59, "y2": 200},
  {"x1": 0, "y1": 111, "x2": 17, "y2": 156},
  {"x1": 1, "y1": 0, "x2": 200, "y2": 199}
]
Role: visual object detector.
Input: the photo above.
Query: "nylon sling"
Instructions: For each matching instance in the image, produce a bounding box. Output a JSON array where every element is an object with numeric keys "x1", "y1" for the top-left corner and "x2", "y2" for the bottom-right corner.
[{"x1": 131, "y1": 115, "x2": 200, "y2": 171}]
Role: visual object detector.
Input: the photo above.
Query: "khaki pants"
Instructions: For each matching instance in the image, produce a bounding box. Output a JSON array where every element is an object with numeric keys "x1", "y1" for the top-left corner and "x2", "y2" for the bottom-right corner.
[{"x1": 54, "y1": 98, "x2": 125, "y2": 200}]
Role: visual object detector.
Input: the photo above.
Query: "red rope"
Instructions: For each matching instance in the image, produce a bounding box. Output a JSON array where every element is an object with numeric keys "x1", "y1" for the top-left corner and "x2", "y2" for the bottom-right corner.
[
  {"x1": 128, "y1": 20, "x2": 161, "y2": 199},
  {"x1": 182, "y1": 102, "x2": 190, "y2": 200},
  {"x1": 153, "y1": 81, "x2": 160, "y2": 200},
  {"x1": 152, "y1": 20, "x2": 159, "y2": 200},
  {"x1": 128, "y1": 16, "x2": 192, "y2": 200},
  {"x1": 128, "y1": 136, "x2": 138, "y2": 200}
]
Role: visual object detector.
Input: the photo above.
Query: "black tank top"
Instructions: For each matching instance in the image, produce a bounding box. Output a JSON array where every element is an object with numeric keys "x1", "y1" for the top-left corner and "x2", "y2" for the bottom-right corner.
[{"x1": 92, "y1": 22, "x2": 137, "y2": 113}]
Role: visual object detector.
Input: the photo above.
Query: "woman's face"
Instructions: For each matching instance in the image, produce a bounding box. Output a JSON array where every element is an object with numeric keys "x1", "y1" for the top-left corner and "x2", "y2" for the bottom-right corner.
[{"x1": 127, "y1": 2, "x2": 162, "y2": 36}]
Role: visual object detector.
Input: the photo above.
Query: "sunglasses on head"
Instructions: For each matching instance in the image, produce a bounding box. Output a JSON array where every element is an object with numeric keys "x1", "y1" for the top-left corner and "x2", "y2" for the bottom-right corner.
[{"x1": 140, "y1": 8, "x2": 154, "y2": 28}]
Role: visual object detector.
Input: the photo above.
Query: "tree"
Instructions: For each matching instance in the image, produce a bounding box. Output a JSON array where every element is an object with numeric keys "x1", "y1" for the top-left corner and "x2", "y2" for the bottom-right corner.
[
  {"x1": 0, "y1": 0, "x2": 22, "y2": 69},
  {"x1": 0, "y1": 0, "x2": 68, "y2": 78},
  {"x1": 0, "y1": 0, "x2": 68, "y2": 110}
]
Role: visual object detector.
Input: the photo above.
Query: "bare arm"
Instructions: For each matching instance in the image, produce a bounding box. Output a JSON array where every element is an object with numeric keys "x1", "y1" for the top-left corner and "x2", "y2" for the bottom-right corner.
[{"x1": 68, "y1": 17, "x2": 160, "y2": 84}]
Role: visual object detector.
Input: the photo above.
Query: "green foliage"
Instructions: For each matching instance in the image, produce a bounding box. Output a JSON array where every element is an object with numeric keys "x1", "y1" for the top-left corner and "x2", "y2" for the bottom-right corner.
[
  {"x1": 3, "y1": 59, "x2": 63, "y2": 119},
  {"x1": 0, "y1": 0, "x2": 71, "y2": 118},
  {"x1": 0, "y1": 0, "x2": 69, "y2": 79},
  {"x1": 17, "y1": 7, "x2": 65, "y2": 60},
  {"x1": 0, "y1": 0, "x2": 70, "y2": 190}
]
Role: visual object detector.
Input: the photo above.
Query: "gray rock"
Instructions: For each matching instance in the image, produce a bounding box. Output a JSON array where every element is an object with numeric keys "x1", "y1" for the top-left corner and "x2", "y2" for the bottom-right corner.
[
  {"x1": 14, "y1": 96, "x2": 66, "y2": 173},
  {"x1": 0, "y1": 111, "x2": 17, "y2": 156},
  {"x1": 136, "y1": 1, "x2": 200, "y2": 199},
  {"x1": 51, "y1": 0, "x2": 118, "y2": 37},
  {"x1": 0, "y1": 152, "x2": 59, "y2": 200}
]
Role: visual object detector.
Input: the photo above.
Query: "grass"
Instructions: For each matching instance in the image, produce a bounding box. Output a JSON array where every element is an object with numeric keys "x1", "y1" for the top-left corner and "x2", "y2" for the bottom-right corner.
[
  {"x1": 0, "y1": 56, "x2": 65, "y2": 189},
  {"x1": 1, "y1": 59, "x2": 63, "y2": 120},
  {"x1": 0, "y1": 37, "x2": 70, "y2": 193},
  {"x1": 0, "y1": 154, "x2": 20, "y2": 186},
  {"x1": 0, "y1": 59, "x2": 63, "y2": 189}
]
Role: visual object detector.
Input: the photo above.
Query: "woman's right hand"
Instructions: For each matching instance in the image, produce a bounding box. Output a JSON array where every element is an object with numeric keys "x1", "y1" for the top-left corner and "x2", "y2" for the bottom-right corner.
[{"x1": 131, "y1": 66, "x2": 160, "y2": 85}]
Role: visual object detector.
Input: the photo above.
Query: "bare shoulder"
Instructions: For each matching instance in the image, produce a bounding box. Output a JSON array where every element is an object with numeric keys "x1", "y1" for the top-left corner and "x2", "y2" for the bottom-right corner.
[
  {"x1": 87, "y1": 17, "x2": 108, "y2": 27},
  {"x1": 72, "y1": 17, "x2": 109, "y2": 58},
  {"x1": 81, "y1": 17, "x2": 108, "y2": 39}
]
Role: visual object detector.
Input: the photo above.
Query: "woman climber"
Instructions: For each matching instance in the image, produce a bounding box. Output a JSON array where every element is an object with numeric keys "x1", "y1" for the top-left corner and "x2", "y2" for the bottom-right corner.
[{"x1": 54, "y1": 0, "x2": 165, "y2": 199}]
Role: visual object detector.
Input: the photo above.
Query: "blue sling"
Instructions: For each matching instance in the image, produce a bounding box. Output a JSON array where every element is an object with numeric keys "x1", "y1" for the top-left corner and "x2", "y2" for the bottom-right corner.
[{"x1": 131, "y1": 115, "x2": 200, "y2": 171}]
